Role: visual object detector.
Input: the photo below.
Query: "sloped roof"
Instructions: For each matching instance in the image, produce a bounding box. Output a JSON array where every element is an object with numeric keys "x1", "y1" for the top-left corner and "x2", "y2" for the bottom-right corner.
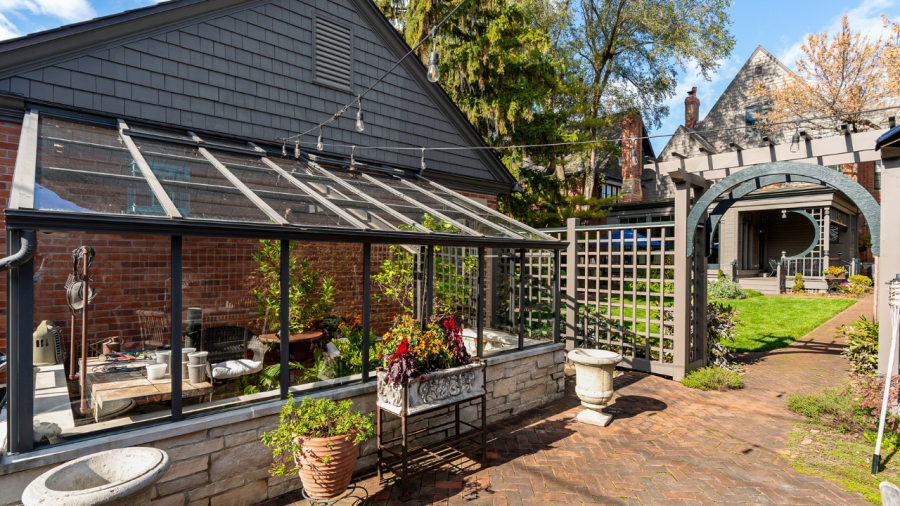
[{"x1": 0, "y1": 0, "x2": 517, "y2": 193}]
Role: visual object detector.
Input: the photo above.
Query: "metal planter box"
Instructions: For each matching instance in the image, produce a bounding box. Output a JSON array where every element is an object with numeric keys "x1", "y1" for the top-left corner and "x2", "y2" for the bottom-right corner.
[{"x1": 376, "y1": 361, "x2": 485, "y2": 416}]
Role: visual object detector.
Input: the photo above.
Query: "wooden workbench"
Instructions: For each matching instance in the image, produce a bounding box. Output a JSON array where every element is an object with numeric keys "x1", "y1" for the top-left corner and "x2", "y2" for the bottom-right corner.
[{"x1": 84, "y1": 358, "x2": 213, "y2": 421}]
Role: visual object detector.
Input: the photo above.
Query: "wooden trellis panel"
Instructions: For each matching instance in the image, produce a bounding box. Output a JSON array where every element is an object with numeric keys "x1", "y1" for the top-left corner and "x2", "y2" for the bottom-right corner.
[{"x1": 543, "y1": 221, "x2": 679, "y2": 375}]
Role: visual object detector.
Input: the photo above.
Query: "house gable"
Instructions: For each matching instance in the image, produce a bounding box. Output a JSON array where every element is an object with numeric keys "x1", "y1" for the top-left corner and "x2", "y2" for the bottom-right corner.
[{"x1": 0, "y1": 0, "x2": 515, "y2": 192}]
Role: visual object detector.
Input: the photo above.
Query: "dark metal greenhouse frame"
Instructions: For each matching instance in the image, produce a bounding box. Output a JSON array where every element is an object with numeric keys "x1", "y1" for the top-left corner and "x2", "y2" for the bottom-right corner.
[{"x1": 3, "y1": 107, "x2": 566, "y2": 454}]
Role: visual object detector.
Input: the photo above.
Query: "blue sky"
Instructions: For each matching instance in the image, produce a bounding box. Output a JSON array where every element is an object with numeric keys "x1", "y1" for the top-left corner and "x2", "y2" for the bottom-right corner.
[{"x1": 0, "y1": 0, "x2": 898, "y2": 154}]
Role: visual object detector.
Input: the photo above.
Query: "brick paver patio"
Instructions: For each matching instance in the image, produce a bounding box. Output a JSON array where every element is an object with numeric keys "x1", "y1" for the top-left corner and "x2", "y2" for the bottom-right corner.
[{"x1": 271, "y1": 297, "x2": 874, "y2": 506}]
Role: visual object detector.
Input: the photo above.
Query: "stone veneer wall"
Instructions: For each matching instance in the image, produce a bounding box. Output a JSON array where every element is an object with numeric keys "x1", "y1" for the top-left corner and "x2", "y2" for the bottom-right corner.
[{"x1": 0, "y1": 344, "x2": 565, "y2": 506}]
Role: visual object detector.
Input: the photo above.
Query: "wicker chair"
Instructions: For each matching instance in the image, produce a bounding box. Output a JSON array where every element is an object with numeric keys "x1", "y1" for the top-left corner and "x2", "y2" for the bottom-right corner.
[{"x1": 198, "y1": 326, "x2": 258, "y2": 364}]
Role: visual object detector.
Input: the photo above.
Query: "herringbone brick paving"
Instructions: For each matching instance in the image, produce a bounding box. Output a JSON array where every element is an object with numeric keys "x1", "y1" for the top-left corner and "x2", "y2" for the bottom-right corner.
[{"x1": 271, "y1": 297, "x2": 873, "y2": 506}]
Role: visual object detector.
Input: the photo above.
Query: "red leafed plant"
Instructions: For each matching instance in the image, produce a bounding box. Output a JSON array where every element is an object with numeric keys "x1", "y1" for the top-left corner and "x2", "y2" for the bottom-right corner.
[
  {"x1": 384, "y1": 337, "x2": 418, "y2": 386},
  {"x1": 443, "y1": 318, "x2": 470, "y2": 364},
  {"x1": 851, "y1": 373, "x2": 900, "y2": 432}
]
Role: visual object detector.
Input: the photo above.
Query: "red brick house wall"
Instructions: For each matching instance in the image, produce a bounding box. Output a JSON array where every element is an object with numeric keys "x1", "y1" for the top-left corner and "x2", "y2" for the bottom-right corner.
[{"x1": 0, "y1": 120, "x2": 500, "y2": 386}]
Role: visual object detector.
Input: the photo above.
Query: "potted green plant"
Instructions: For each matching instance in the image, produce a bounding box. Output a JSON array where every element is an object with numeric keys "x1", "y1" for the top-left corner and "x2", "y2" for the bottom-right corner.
[
  {"x1": 262, "y1": 396, "x2": 374, "y2": 500},
  {"x1": 823, "y1": 266, "x2": 849, "y2": 279}
]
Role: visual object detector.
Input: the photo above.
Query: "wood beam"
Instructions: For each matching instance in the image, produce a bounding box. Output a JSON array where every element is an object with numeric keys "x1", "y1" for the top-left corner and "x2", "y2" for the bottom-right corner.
[{"x1": 645, "y1": 129, "x2": 882, "y2": 176}]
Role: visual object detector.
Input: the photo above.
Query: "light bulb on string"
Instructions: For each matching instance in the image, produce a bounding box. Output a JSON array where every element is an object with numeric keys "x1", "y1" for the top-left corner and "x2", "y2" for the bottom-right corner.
[
  {"x1": 351, "y1": 145, "x2": 356, "y2": 167},
  {"x1": 790, "y1": 121, "x2": 801, "y2": 153},
  {"x1": 294, "y1": 139, "x2": 299, "y2": 159},
  {"x1": 427, "y1": 29, "x2": 440, "y2": 83},
  {"x1": 420, "y1": 147, "x2": 426, "y2": 172},
  {"x1": 317, "y1": 128, "x2": 324, "y2": 151},
  {"x1": 282, "y1": 140, "x2": 286, "y2": 157},
  {"x1": 356, "y1": 98, "x2": 365, "y2": 133}
]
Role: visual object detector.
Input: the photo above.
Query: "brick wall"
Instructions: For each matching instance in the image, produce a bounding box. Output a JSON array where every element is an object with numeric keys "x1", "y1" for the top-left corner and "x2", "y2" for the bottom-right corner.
[{"x1": 0, "y1": 345, "x2": 565, "y2": 506}]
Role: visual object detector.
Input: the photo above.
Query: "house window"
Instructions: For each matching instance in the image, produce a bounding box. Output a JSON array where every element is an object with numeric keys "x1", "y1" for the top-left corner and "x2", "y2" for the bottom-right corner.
[
  {"x1": 876, "y1": 160, "x2": 882, "y2": 190},
  {"x1": 600, "y1": 183, "x2": 620, "y2": 199},
  {"x1": 745, "y1": 104, "x2": 769, "y2": 136}
]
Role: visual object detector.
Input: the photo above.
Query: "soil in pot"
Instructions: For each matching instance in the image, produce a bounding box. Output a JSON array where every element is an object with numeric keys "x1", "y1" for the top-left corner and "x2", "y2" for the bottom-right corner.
[{"x1": 293, "y1": 434, "x2": 359, "y2": 499}]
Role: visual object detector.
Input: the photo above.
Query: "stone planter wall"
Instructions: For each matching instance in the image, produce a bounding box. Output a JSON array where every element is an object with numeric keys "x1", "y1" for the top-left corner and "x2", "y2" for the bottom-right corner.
[{"x1": 0, "y1": 344, "x2": 565, "y2": 506}]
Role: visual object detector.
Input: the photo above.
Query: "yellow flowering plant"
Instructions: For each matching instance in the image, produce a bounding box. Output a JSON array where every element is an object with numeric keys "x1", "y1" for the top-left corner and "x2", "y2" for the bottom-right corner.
[{"x1": 380, "y1": 314, "x2": 456, "y2": 382}]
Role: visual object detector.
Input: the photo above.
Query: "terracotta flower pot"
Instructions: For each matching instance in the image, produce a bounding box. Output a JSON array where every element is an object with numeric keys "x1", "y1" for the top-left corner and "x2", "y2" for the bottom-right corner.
[{"x1": 293, "y1": 433, "x2": 360, "y2": 500}]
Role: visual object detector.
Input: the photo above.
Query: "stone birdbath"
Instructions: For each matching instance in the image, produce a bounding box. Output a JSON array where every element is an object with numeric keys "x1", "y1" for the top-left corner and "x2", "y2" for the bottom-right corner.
[
  {"x1": 22, "y1": 447, "x2": 170, "y2": 506},
  {"x1": 568, "y1": 349, "x2": 622, "y2": 427}
]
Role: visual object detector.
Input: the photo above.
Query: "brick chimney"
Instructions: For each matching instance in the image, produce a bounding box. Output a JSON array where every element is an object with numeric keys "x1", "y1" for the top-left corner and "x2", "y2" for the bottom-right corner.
[
  {"x1": 619, "y1": 113, "x2": 644, "y2": 203},
  {"x1": 685, "y1": 87, "x2": 700, "y2": 130}
]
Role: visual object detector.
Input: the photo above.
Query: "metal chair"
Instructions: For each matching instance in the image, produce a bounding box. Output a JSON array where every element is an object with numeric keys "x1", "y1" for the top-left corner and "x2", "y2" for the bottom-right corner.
[{"x1": 198, "y1": 326, "x2": 256, "y2": 364}]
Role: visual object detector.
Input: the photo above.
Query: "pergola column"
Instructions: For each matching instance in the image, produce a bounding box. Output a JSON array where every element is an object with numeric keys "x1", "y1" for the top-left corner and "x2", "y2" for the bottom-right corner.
[
  {"x1": 878, "y1": 156, "x2": 900, "y2": 374},
  {"x1": 672, "y1": 170, "x2": 711, "y2": 380}
]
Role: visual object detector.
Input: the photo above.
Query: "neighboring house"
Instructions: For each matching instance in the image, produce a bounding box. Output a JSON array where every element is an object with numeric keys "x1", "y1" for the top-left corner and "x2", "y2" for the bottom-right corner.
[{"x1": 605, "y1": 46, "x2": 887, "y2": 293}]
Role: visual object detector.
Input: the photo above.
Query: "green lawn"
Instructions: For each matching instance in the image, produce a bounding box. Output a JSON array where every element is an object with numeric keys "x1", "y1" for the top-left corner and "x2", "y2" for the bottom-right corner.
[{"x1": 714, "y1": 297, "x2": 858, "y2": 353}]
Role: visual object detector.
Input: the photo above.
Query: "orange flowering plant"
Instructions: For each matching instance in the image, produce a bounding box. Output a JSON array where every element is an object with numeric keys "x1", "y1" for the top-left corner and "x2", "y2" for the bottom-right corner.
[{"x1": 379, "y1": 314, "x2": 473, "y2": 385}]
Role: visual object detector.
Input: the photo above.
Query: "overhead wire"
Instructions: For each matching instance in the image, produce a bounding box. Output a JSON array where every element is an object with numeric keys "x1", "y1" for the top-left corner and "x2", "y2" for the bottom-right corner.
[{"x1": 280, "y1": 105, "x2": 900, "y2": 155}]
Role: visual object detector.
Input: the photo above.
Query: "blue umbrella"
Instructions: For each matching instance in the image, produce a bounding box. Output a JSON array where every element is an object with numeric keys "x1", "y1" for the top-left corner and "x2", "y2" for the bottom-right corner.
[{"x1": 591, "y1": 229, "x2": 661, "y2": 246}]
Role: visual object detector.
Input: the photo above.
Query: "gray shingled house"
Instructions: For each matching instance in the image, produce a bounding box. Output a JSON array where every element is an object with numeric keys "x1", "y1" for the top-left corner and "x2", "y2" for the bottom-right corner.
[{"x1": 604, "y1": 46, "x2": 886, "y2": 293}]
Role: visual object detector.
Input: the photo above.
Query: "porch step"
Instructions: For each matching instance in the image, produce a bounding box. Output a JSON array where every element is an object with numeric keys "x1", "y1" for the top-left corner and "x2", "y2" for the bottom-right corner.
[{"x1": 737, "y1": 277, "x2": 781, "y2": 295}]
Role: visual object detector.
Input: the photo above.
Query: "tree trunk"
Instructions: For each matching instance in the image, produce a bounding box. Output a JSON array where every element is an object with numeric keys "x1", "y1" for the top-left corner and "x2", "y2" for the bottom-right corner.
[{"x1": 584, "y1": 129, "x2": 597, "y2": 209}]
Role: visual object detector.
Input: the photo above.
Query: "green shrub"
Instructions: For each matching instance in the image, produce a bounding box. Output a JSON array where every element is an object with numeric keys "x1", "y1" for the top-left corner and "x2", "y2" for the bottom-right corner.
[
  {"x1": 786, "y1": 386, "x2": 862, "y2": 433},
  {"x1": 849, "y1": 275, "x2": 872, "y2": 287},
  {"x1": 708, "y1": 278, "x2": 747, "y2": 300},
  {"x1": 745, "y1": 289, "x2": 764, "y2": 298},
  {"x1": 792, "y1": 273, "x2": 805, "y2": 293},
  {"x1": 717, "y1": 269, "x2": 726, "y2": 281},
  {"x1": 681, "y1": 367, "x2": 744, "y2": 391},
  {"x1": 839, "y1": 315, "x2": 879, "y2": 375}
]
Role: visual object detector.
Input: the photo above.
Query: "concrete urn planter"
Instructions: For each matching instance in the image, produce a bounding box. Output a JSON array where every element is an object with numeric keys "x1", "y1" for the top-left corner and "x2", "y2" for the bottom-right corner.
[
  {"x1": 376, "y1": 361, "x2": 485, "y2": 416},
  {"x1": 22, "y1": 447, "x2": 170, "y2": 506},
  {"x1": 568, "y1": 349, "x2": 622, "y2": 427}
]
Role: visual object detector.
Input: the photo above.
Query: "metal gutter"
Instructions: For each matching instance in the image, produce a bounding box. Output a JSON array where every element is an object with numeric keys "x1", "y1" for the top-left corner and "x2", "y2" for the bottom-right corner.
[
  {"x1": 0, "y1": 230, "x2": 35, "y2": 272},
  {"x1": 4, "y1": 209, "x2": 568, "y2": 250}
]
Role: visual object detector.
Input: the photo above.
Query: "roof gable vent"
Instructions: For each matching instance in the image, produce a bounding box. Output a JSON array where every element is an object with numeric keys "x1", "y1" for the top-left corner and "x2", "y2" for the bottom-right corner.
[{"x1": 314, "y1": 17, "x2": 353, "y2": 91}]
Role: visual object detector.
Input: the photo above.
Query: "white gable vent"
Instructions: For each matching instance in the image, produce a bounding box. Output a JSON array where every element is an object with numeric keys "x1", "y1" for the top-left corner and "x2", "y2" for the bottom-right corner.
[{"x1": 315, "y1": 18, "x2": 353, "y2": 91}]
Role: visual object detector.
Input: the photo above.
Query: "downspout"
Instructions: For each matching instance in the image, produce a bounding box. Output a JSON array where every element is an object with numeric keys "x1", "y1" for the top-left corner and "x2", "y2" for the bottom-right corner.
[{"x1": 0, "y1": 230, "x2": 36, "y2": 272}]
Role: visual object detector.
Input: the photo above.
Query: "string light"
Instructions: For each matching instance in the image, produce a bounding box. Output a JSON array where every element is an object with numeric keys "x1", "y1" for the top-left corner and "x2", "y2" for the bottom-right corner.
[
  {"x1": 351, "y1": 145, "x2": 356, "y2": 167},
  {"x1": 427, "y1": 28, "x2": 440, "y2": 83},
  {"x1": 420, "y1": 147, "x2": 426, "y2": 173},
  {"x1": 294, "y1": 139, "x2": 299, "y2": 159},
  {"x1": 790, "y1": 121, "x2": 801, "y2": 153},
  {"x1": 282, "y1": 140, "x2": 286, "y2": 157},
  {"x1": 356, "y1": 98, "x2": 365, "y2": 133},
  {"x1": 317, "y1": 128, "x2": 324, "y2": 151}
]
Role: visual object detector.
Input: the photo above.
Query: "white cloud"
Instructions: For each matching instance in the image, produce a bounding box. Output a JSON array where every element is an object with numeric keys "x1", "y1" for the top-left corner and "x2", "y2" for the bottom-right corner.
[
  {"x1": 778, "y1": 0, "x2": 895, "y2": 69},
  {"x1": 0, "y1": 12, "x2": 19, "y2": 40},
  {"x1": 0, "y1": 0, "x2": 96, "y2": 24}
]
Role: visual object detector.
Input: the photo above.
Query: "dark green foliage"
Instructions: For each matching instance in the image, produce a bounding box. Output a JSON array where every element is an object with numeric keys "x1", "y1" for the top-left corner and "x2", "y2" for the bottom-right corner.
[
  {"x1": 745, "y1": 289, "x2": 764, "y2": 298},
  {"x1": 839, "y1": 315, "x2": 879, "y2": 375}
]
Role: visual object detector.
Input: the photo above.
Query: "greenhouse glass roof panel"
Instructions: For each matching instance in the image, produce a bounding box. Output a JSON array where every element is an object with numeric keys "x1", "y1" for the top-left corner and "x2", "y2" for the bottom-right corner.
[
  {"x1": 134, "y1": 138, "x2": 273, "y2": 223},
  {"x1": 34, "y1": 117, "x2": 167, "y2": 216},
  {"x1": 204, "y1": 149, "x2": 354, "y2": 229},
  {"x1": 265, "y1": 157, "x2": 415, "y2": 232}
]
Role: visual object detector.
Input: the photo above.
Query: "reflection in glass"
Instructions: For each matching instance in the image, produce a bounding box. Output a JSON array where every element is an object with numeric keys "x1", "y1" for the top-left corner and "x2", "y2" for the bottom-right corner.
[
  {"x1": 31, "y1": 232, "x2": 172, "y2": 445},
  {"x1": 35, "y1": 117, "x2": 165, "y2": 216}
]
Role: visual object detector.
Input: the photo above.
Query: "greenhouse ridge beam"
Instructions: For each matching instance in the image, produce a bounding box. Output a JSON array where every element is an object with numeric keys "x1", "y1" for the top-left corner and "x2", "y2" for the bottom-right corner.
[{"x1": 4, "y1": 209, "x2": 567, "y2": 249}]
